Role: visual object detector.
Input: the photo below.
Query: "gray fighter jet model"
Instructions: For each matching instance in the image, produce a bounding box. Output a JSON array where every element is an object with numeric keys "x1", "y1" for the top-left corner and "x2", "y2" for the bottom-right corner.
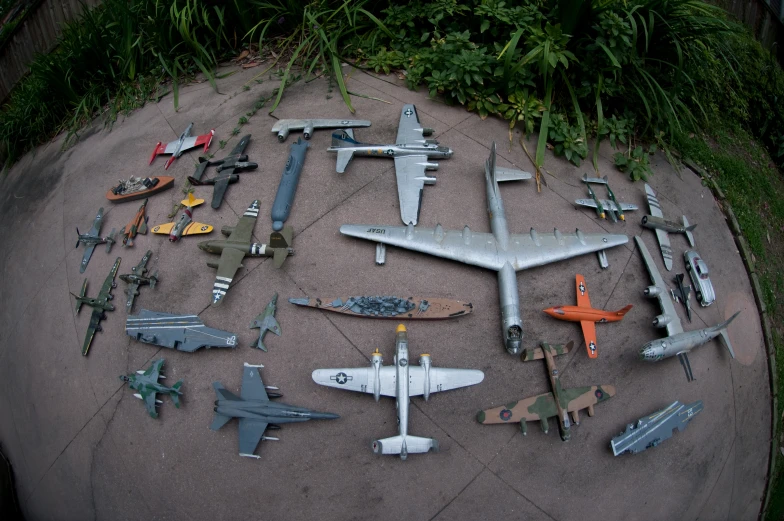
[
  {"x1": 635, "y1": 236, "x2": 740, "y2": 381},
  {"x1": 119, "y1": 249, "x2": 158, "y2": 312},
  {"x1": 211, "y1": 363, "x2": 339, "y2": 459},
  {"x1": 76, "y1": 207, "x2": 116, "y2": 273},
  {"x1": 249, "y1": 293, "x2": 281, "y2": 351},
  {"x1": 272, "y1": 118, "x2": 371, "y2": 141},
  {"x1": 328, "y1": 104, "x2": 453, "y2": 226},
  {"x1": 187, "y1": 134, "x2": 258, "y2": 209},
  {"x1": 120, "y1": 359, "x2": 183, "y2": 419},
  {"x1": 73, "y1": 257, "x2": 121, "y2": 356},
  {"x1": 611, "y1": 400, "x2": 703, "y2": 455},
  {"x1": 126, "y1": 309, "x2": 238, "y2": 352},
  {"x1": 340, "y1": 143, "x2": 629, "y2": 355},
  {"x1": 642, "y1": 183, "x2": 696, "y2": 271},
  {"x1": 312, "y1": 325, "x2": 483, "y2": 460}
]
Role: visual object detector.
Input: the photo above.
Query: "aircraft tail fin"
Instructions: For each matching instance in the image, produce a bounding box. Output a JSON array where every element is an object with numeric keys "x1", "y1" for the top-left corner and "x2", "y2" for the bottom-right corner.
[
  {"x1": 488, "y1": 141, "x2": 532, "y2": 183},
  {"x1": 106, "y1": 229, "x2": 116, "y2": 252},
  {"x1": 170, "y1": 380, "x2": 183, "y2": 407},
  {"x1": 335, "y1": 149, "x2": 355, "y2": 173},
  {"x1": 212, "y1": 382, "x2": 241, "y2": 401},
  {"x1": 331, "y1": 129, "x2": 358, "y2": 147},
  {"x1": 614, "y1": 304, "x2": 634, "y2": 317},
  {"x1": 149, "y1": 272, "x2": 158, "y2": 289},
  {"x1": 75, "y1": 279, "x2": 88, "y2": 313},
  {"x1": 182, "y1": 192, "x2": 204, "y2": 208},
  {"x1": 372, "y1": 435, "x2": 438, "y2": 460},
  {"x1": 683, "y1": 216, "x2": 696, "y2": 246},
  {"x1": 75, "y1": 228, "x2": 81, "y2": 248},
  {"x1": 209, "y1": 412, "x2": 232, "y2": 431},
  {"x1": 713, "y1": 310, "x2": 741, "y2": 359},
  {"x1": 677, "y1": 352, "x2": 695, "y2": 381}
]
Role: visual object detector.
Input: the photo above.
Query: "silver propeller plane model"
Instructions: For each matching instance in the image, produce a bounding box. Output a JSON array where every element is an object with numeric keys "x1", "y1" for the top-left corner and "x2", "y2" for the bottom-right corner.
[
  {"x1": 272, "y1": 118, "x2": 371, "y2": 141},
  {"x1": 635, "y1": 236, "x2": 740, "y2": 381},
  {"x1": 211, "y1": 363, "x2": 339, "y2": 459},
  {"x1": 642, "y1": 183, "x2": 696, "y2": 270},
  {"x1": 76, "y1": 207, "x2": 116, "y2": 273},
  {"x1": 312, "y1": 325, "x2": 484, "y2": 460},
  {"x1": 328, "y1": 104, "x2": 452, "y2": 226},
  {"x1": 120, "y1": 359, "x2": 183, "y2": 419},
  {"x1": 149, "y1": 122, "x2": 215, "y2": 170},
  {"x1": 119, "y1": 249, "x2": 158, "y2": 313},
  {"x1": 340, "y1": 143, "x2": 629, "y2": 354},
  {"x1": 73, "y1": 257, "x2": 121, "y2": 356}
]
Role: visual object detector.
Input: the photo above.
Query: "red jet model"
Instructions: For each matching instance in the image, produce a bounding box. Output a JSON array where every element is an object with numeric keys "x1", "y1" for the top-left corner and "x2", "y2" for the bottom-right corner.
[
  {"x1": 543, "y1": 274, "x2": 632, "y2": 359},
  {"x1": 149, "y1": 123, "x2": 214, "y2": 169}
]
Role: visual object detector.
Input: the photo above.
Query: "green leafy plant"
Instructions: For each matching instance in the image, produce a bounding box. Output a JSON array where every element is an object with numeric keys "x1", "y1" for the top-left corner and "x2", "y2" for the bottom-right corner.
[{"x1": 614, "y1": 145, "x2": 657, "y2": 181}]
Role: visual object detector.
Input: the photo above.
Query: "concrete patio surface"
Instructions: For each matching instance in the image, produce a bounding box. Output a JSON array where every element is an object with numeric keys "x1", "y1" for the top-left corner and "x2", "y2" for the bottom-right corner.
[{"x1": 0, "y1": 64, "x2": 771, "y2": 521}]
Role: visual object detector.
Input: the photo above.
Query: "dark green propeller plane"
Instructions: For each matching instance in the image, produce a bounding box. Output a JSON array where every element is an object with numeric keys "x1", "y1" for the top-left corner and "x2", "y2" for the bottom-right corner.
[{"x1": 73, "y1": 257, "x2": 120, "y2": 356}]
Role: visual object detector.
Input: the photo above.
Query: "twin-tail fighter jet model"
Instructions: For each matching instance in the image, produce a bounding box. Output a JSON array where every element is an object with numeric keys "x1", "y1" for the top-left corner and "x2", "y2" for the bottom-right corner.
[
  {"x1": 271, "y1": 118, "x2": 371, "y2": 141},
  {"x1": 151, "y1": 193, "x2": 213, "y2": 242},
  {"x1": 312, "y1": 325, "x2": 484, "y2": 460},
  {"x1": 121, "y1": 198, "x2": 149, "y2": 247},
  {"x1": 119, "y1": 249, "x2": 158, "y2": 313},
  {"x1": 340, "y1": 143, "x2": 629, "y2": 355},
  {"x1": 642, "y1": 183, "x2": 696, "y2": 270},
  {"x1": 76, "y1": 207, "x2": 116, "y2": 273},
  {"x1": 149, "y1": 122, "x2": 214, "y2": 170},
  {"x1": 211, "y1": 363, "x2": 339, "y2": 459},
  {"x1": 72, "y1": 257, "x2": 121, "y2": 356},
  {"x1": 120, "y1": 359, "x2": 183, "y2": 419},
  {"x1": 328, "y1": 104, "x2": 453, "y2": 226},
  {"x1": 477, "y1": 341, "x2": 616, "y2": 440},
  {"x1": 635, "y1": 236, "x2": 740, "y2": 381},
  {"x1": 187, "y1": 134, "x2": 258, "y2": 209},
  {"x1": 575, "y1": 174, "x2": 638, "y2": 222},
  {"x1": 543, "y1": 274, "x2": 633, "y2": 359}
]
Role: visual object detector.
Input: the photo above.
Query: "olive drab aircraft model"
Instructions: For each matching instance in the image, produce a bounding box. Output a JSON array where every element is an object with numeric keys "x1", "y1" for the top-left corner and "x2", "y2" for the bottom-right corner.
[
  {"x1": 187, "y1": 134, "x2": 258, "y2": 209},
  {"x1": 149, "y1": 122, "x2": 215, "y2": 170},
  {"x1": 477, "y1": 341, "x2": 616, "y2": 440},
  {"x1": 211, "y1": 363, "x2": 339, "y2": 459},
  {"x1": 122, "y1": 198, "x2": 149, "y2": 247},
  {"x1": 328, "y1": 104, "x2": 453, "y2": 226},
  {"x1": 76, "y1": 207, "x2": 116, "y2": 273},
  {"x1": 72, "y1": 257, "x2": 121, "y2": 356},
  {"x1": 635, "y1": 236, "x2": 740, "y2": 381},
  {"x1": 312, "y1": 325, "x2": 484, "y2": 460},
  {"x1": 197, "y1": 200, "x2": 294, "y2": 306},
  {"x1": 151, "y1": 193, "x2": 213, "y2": 242},
  {"x1": 642, "y1": 183, "x2": 696, "y2": 271},
  {"x1": 271, "y1": 118, "x2": 371, "y2": 141},
  {"x1": 120, "y1": 359, "x2": 183, "y2": 419},
  {"x1": 119, "y1": 249, "x2": 158, "y2": 313},
  {"x1": 340, "y1": 143, "x2": 629, "y2": 355},
  {"x1": 543, "y1": 274, "x2": 633, "y2": 359}
]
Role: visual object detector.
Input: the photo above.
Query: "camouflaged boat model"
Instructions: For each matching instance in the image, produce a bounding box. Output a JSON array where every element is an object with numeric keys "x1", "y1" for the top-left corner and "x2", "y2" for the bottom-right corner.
[{"x1": 288, "y1": 296, "x2": 472, "y2": 319}]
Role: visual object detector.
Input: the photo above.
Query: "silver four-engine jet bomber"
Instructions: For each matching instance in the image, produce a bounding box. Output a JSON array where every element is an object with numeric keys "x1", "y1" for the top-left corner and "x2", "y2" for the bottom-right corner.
[
  {"x1": 271, "y1": 118, "x2": 371, "y2": 141},
  {"x1": 340, "y1": 143, "x2": 629, "y2": 354},
  {"x1": 119, "y1": 249, "x2": 158, "y2": 313},
  {"x1": 120, "y1": 359, "x2": 184, "y2": 419},
  {"x1": 328, "y1": 104, "x2": 453, "y2": 226},
  {"x1": 76, "y1": 207, "x2": 116, "y2": 273},
  {"x1": 73, "y1": 257, "x2": 121, "y2": 356},
  {"x1": 611, "y1": 400, "x2": 704, "y2": 456},
  {"x1": 126, "y1": 310, "x2": 238, "y2": 352}
]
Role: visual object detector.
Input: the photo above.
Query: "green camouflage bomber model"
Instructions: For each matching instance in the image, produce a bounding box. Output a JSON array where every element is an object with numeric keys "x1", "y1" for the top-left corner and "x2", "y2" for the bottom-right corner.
[
  {"x1": 72, "y1": 257, "x2": 121, "y2": 356},
  {"x1": 120, "y1": 359, "x2": 183, "y2": 418}
]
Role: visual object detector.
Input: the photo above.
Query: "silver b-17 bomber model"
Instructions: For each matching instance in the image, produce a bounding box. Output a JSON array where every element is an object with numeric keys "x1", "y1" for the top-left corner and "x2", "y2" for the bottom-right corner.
[
  {"x1": 119, "y1": 249, "x2": 158, "y2": 313},
  {"x1": 340, "y1": 143, "x2": 629, "y2": 354},
  {"x1": 312, "y1": 325, "x2": 484, "y2": 460},
  {"x1": 611, "y1": 400, "x2": 703, "y2": 455},
  {"x1": 76, "y1": 207, "x2": 116, "y2": 273},
  {"x1": 120, "y1": 359, "x2": 183, "y2": 419},
  {"x1": 126, "y1": 310, "x2": 238, "y2": 352},
  {"x1": 635, "y1": 236, "x2": 740, "y2": 381},
  {"x1": 73, "y1": 257, "x2": 121, "y2": 356},
  {"x1": 328, "y1": 104, "x2": 453, "y2": 226},
  {"x1": 642, "y1": 183, "x2": 696, "y2": 270},
  {"x1": 211, "y1": 363, "x2": 339, "y2": 459},
  {"x1": 272, "y1": 118, "x2": 371, "y2": 141}
]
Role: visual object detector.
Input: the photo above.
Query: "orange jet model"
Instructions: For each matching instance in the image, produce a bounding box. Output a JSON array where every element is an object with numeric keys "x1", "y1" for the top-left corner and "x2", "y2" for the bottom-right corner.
[{"x1": 543, "y1": 274, "x2": 632, "y2": 359}]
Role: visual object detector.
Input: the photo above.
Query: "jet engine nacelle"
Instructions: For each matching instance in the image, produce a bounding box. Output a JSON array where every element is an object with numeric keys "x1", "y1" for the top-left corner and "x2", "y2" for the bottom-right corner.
[
  {"x1": 422, "y1": 127, "x2": 434, "y2": 136},
  {"x1": 371, "y1": 350, "x2": 383, "y2": 402},
  {"x1": 277, "y1": 125, "x2": 290, "y2": 142},
  {"x1": 302, "y1": 122, "x2": 314, "y2": 140},
  {"x1": 644, "y1": 286, "x2": 661, "y2": 297},
  {"x1": 423, "y1": 162, "x2": 439, "y2": 171},
  {"x1": 653, "y1": 314, "x2": 673, "y2": 328},
  {"x1": 420, "y1": 354, "x2": 432, "y2": 401},
  {"x1": 221, "y1": 225, "x2": 235, "y2": 237}
]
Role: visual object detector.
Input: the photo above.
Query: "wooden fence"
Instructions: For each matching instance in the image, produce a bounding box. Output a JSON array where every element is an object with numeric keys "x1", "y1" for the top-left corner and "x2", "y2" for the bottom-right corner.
[{"x1": 713, "y1": 0, "x2": 783, "y2": 52}]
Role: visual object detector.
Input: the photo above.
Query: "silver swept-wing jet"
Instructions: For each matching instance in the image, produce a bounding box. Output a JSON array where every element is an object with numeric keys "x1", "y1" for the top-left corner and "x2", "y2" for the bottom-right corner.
[
  {"x1": 271, "y1": 119, "x2": 371, "y2": 141},
  {"x1": 312, "y1": 325, "x2": 483, "y2": 460},
  {"x1": 328, "y1": 104, "x2": 453, "y2": 226},
  {"x1": 340, "y1": 143, "x2": 629, "y2": 355},
  {"x1": 635, "y1": 236, "x2": 739, "y2": 381}
]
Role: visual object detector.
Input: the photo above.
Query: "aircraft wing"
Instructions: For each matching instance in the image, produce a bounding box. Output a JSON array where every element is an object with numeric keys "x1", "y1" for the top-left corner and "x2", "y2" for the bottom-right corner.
[
  {"x1": 211, "y1": 247, "x2": 246, "y2": 305},
  {"x1": 272, "y1": 119, "x2": 371, "y2": 131},
  {"x1": 80, "y1": 244, "x2": 96, "y2": 273},
  {"x1": 181, "y1": 222, "x2": 213, "y2": 236},
  {"x1": 133, "y1": 250, "x2": 151, "y2": 275},
  {"x1": 396, "y1": 105, "x2": 428, "y2": 145},
  {"x1": 124, "y1": 283, "x2": 140, "y2": 312},
  {"x1": 210, "y1": 175, "x2": 232, "y2": 209},
  {"x1": 143, "y1": 359, "x2": 164, "y2": 380},
  {"x1": 88, "y1": 208, "x2": 103, "y2": 236},
  {"x1": 227, "y1": 134, "x2": 251, "y2": 156},
  {"x1": 575, "y1": 198, "x2": 601, "y2": 209},
  {"x1": 580, "y1": 321, "x2": 598, "y2": 358},
  {"x1": 605, "y1": 200, "x2": 638, "y2": 212},
  {"x1": 477, "y1": 392, "x2": 559, "y2": 424},
  {"x1": 227, "y1": 200, "x2": 260, "y2": 242},
  {"x1": 82, "y1": 309, "x2": 103, "y2": 356},
  {"x1": 393, "y1": 155, "x2": 432, "y2": 225},
  {"x1": 644, "y1": 184, "x2": 673, "y2": 270},
  {"x1": 407, "y1": 366, "x2": 484, "y2": 396},
  {"x1": 312, "y1": 366, "x2": 398, "y2": 396},
  {"x1": 98, "y1": 258, "x2": 121, "y2": 299},
  {"x1": 575, "y1": 274, "x2": 590, "y2": 307},
  {"x1": 238, "y1": 419, "x2": 268, "y2": 456},
  {"x1": 164, "y1": 133, "x2": 213, "y2": 155},
  {"x1": 240, "y1": 364, "x2": 269, "y2": 401},
  {"x1": 634, "y1": 236, "x2": 684, "y2": 336},
  {"x1": 151, "y1": 222, "x2": 174, "y2": 235},
  {"x1": 141, "y1": 389, "x2": 158, "y2": 418},
  {"x1": 562, "y1": 385, "x2": 616, "y2": 412}
]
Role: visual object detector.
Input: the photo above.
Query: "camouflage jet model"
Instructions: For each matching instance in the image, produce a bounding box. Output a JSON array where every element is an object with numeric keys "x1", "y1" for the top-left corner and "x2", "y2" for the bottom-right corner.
[
  {"x1": 211, "y1": 363, "x2": 339, "y2": 459},
  {"x1": 73, "y1": 257, "x2": 121, "y2": 356},
  {"x1": 126, "y1": 309, "x2": 238, "y2": 352},
  {"x1": 198, "y1": 200, "x2": 294, "y2": 306},
  {"x1": 313, "y1": 325, "x2": 484, "y2": 460},
  {"x1": 610, "y1": 400, "x2": 703, "y2": 456},
  {"x1": 121, "y1": 198, "x2": 149, "y2": 247},
  {"x1": 642, "y1": 183, "x2": 696, "y2": 271},
  {"x1": 76, "y1": 207, "x2": 116, "y2": 273},
  {"x1": 119, "y1": 249, "x2": 158, "y2": 313},
  {"x1": 149, "y1": 122, "x2": 214, "y2": 170},
  {"x1": 477, "y1": 341, "x2": 616, "y2": 440},
  {"x1": 635, "y1": 236, "x2": 740, "y2": 381},
  {"x1": 151, "y1": 193, "x2": 213, "y2": 242},
  {"x1": 328, "y1": 104, "x2": 453, "y2": 226},
  {"x1": 187, "y1": 134, "x2": 258, "y2": 209},
  {"x1": 249, "y1": 293, "x2": 281, "y2": 351},
  {"x1": 543, "y1": 274, "x2": 633, "y2": 359},
  {"x1": 341, "y1": 143, "x2": 629, "y2": 355},
  {"x1": 272, "y1": 118, "x2": 371, "y2": 142},
  {"x1": 120, "y1": 359, "x2": 183, "y2": 419}
]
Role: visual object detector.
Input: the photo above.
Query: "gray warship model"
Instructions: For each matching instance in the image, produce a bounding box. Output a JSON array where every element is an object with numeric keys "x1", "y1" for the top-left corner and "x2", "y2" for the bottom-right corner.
[{"x1": 611, "y1": 400, "x2": 704, "y2": 456}]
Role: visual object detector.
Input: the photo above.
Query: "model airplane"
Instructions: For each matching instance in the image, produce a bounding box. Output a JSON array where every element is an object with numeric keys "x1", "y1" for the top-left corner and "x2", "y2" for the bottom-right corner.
[
  {"x1": 312, "y1": 325, "x2": 484, "y2": 460},
  {"x1": 73, "y1": 257, "x2": 121, "y2": 355},
  {"x1": 270, "y1": 137, "x2": 309, "y2": 231},
  {"x1": 119, "y1": 249, "x2": 158, "y2": 313},
  {"x1": 120, "y1": 359, "x2": 183, "y2": 419},
  {"x1": 211, "y1": 363, "x2": 339, "y2": 459},
  {"x1": 610, "y1": 400, "x2": 703, "y2": 456},
  {"x1": 121, "y1": 198, "x2": 149, "y2": 247},
  {"x1": 477, "y1": 341, "x2": 616, "y2": 440},
  {"x1": 76, "y1": 207, "x2": 116, "y2": 273},
  {"x1": 198, "y1": 200, "x2": 295, "y2": 306},
  {"x1": 272, "y1": 118, "x2": 371, "y2": 141},
  {"x1": 250, "y1": 293, "x2": 281, "y2": 351},
  {"x1": 672, "y1": 273, "x2": 693, "y2": 322},
  {"x1": 635, "y1": 236, "x2": 740, "y2": 381},
  {"x1": 187, "y1": 134, "x2": 257, "y2": 209},
  {"x1": 149, "y1": 122, "x2": 215, "y2": 169},
  {"x1": 151, "y1": 193, "x2": 213, "y2": 242},
  {"x1": 340, "y1": 143, "x2": 629, "y2": 355},
  {"x1": 328, "y1": 104, "x2": 453, "y2": 226},
  {"x1": 575, "y1": 185, "x2": 638, "y2": 222},
  {"x1": 642, "y1": 183, "x2": 695, "y2": 271},
  {"x1": 289, "y1": 295, "x2": 473, "y2": 319},
  {"x1": 126, "y1": 309, "x2": 238, "y2": 352},
  {"x1": 543, "y1": 274, "x2": 632, "y2": 359}
]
